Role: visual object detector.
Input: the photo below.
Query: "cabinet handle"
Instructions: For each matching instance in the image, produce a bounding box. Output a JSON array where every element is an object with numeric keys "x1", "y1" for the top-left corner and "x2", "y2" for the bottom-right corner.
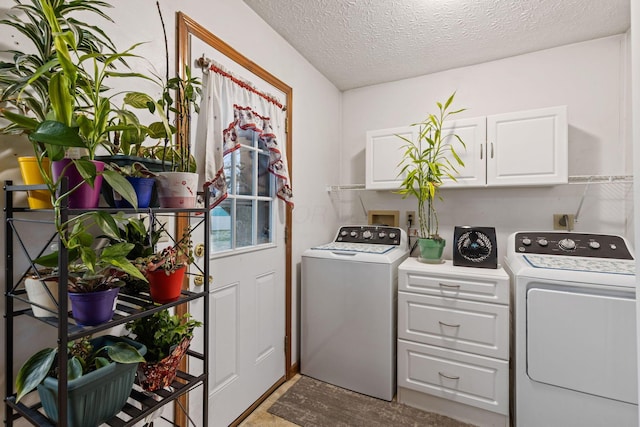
[
  {"x1": 438, "y1": 283, "x2": 460, "y2": 289},
  {"x1": 491, "y1": 142, "x2": 494, "y2": 158},
  {"x1": 439, "y1": 372, "x2": 460, "y2": 380},
  {"x1": 438, "y1": 321, "x2": 460, "y2": 328},
  {"x1": 480, "y1": 143, "x2": 483, "y2": 160}
]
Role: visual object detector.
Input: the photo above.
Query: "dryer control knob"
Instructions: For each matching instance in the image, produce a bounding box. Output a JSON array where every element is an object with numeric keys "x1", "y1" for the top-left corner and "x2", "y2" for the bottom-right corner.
[
  {"x1": 362, "y1": 230, "x2": 372, "y2": 239},
  {"x1": 589, "y1": 241, "x2": 601, "y2": 249},
  {"x1": 559, "y1": 238, "x2": 576, "y2": 251},
  {"x1": 378, "y1": 231, "x2": 386, "y2": 238},
  {"x1": 350, "y1": 231, "x2": 357, "y2": 237},
  {"x1": 522, "y1": 238, "x2": 532, "y2": 246},
  {"x1": 537, "y1": 238, "x2": 548, "y2": 247},
  {"x1": 389, "y1": 232, "x2": 397, "y2": 239}
]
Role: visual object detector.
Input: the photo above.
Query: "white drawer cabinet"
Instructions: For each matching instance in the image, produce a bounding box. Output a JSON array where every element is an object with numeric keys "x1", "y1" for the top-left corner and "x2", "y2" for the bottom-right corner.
[
  {"x1": 397, "y1": 258, "x2": 510, "y2": 426},
  {"x1": 365, "y1": 105, "x2": 567, "y2": 190}
]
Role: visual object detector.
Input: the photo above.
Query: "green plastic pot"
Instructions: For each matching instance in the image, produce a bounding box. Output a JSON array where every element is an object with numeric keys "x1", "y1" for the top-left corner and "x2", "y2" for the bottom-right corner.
[
  {"x1": 37, "y1": 335, "x2": 147, "y2": 427},
  {"x1": 417, "y1": 237, "x2": 446, "y2": 263}
]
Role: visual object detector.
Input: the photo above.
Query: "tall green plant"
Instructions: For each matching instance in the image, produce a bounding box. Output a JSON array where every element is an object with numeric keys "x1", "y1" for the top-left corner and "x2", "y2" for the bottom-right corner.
[
  {"x1": 0, "y1": 0, "x2": 122, "y2": 136},
  {"x1": 397, "y1": 92, "x2": 466, "y2": 239}
]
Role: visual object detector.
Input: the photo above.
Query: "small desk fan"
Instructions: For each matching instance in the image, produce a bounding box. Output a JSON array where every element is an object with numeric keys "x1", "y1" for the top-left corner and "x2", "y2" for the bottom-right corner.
[{"x1": 453, "y1": 226, "x2": 498, "y2": 269}]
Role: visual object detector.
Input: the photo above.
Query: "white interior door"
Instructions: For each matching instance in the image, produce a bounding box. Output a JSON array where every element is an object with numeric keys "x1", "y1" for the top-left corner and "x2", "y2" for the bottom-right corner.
[{"x1": 208, "y1": 112, "x2": 286, "y2": 427}]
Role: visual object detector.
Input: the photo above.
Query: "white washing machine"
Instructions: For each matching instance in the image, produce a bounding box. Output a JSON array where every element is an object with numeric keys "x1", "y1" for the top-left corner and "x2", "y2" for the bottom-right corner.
[
  {"x1": 301, "y1": 225, "x2": 409, "y2": 401},
  {"x1": 504, "y1": 231, "x2": 637, "y2": 427}
]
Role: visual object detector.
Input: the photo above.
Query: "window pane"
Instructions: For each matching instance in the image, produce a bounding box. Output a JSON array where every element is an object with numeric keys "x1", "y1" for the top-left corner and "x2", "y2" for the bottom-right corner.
[
  {"x1": 211, "y1": 201, "x2": 232, "y2": 252},
  {"x1": 236, "y1": 148, "x2": 254, "y2": 196},
  {"x1": 257, "y1": 200, "x2": 271, "y2": 245},
  {"x1": 236, "y1": 199, "x2": 253, "y2": 248},
  {"x1": 223, "y1": 152, "x2": 233, "y2": 193},
  {"x1": 257, "y1": 151, "x2": 270, "y2": 197}
]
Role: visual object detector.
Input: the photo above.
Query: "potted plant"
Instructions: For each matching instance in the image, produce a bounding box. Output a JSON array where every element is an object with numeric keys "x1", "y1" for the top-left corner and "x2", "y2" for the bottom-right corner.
[
  {"x1": 0, "y1": 0, "x2": 146, "y2": 211},
  {"x1": 34, "y1": 211, "x2": 149, "y2": 325},
  {"x1": 110, "y1": 162, "x2": 158, "y2": 209},
  {"x1": 126, "y1": 309, "x2": 201, "y2": 391},
  {"x1": 15, "y1": 335, "x2": 146, "y2": 427},
  {"x1": 397, "y1": 92, "x2": 467, "y2": 262},
  {"x1": 150, "y1": 66, "x2": 202, "y2": 208},
  {"x1": 133, "y1": 229, "x2": 194, "y2": 304},
  {"x1": 0, "y1": 0, "x2": 124, "y2": 209}
]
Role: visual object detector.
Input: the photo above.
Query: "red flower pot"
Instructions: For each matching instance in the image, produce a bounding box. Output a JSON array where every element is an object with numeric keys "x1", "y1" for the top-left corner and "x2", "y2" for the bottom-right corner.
[{"x1": 146, "y1": 266, "x2": 186, "y2": 304}]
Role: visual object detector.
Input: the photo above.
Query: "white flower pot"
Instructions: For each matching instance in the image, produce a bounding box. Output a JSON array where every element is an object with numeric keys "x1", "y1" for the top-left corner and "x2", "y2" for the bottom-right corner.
[
  {"x1": 155, "y1": 172, "x2": 199, "y2": 208},
  {"x1": 24, "y1": 277, "x2": 69, "y2": 318}
]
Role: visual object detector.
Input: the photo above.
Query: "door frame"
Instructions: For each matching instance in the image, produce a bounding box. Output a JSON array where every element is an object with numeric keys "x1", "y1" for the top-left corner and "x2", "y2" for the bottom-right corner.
[{"x1": 176, "y1": 11, "x2": 293, "y2": 424}]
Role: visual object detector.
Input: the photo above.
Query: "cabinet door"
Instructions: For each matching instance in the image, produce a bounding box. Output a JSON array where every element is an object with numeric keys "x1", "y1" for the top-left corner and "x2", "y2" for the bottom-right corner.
[
  {"x1": 486, "y1": 105, "x2": 568, "y2": 186},
  {"x1": 365, "y1": 126, "x2": 417, "y2": 190},
  {"x1": 439, "y1": 117, "x2": 486, "y2": 188}
]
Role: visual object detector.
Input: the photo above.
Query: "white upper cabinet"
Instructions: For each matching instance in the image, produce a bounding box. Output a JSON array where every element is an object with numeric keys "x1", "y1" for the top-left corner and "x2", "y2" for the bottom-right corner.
[
  {"x1": 440, "y1": 117, "x2": 487, "y2": 188},
  {"x1": 365, "y1": 105, "x2": 568, "y2": 190},
  {"x1": 486, "y1": 105, "x2": 568, "y2": 186},
  {"x1": 365, "y1": 126, "x2": 417, "y2": 190}
]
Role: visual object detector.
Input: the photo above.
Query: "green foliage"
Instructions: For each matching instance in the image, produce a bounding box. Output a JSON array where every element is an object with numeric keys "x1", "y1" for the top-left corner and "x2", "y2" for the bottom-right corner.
[
  {"x1": 34, "y1": 211, "x2": 148, "y2": 292},
  {"x1": 126, "y1": 310, "x2": 201, "y2": 362},
  {"x1": 397, "y1": 92, "x2": 466, "y2": 239},
  {"x1": 15, "y1": 336, "x2": 145, "y2": 403}
]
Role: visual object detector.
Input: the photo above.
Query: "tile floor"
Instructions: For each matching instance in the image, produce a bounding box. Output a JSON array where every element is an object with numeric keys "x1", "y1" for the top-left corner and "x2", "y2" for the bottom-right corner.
[{"x1": 238, "y1": 374, "x2": 302, "y2": 426}]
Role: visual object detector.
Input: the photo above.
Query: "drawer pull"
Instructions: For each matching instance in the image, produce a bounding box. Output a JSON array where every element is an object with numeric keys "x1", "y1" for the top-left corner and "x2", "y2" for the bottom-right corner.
[
  {"x1": 438, "y1": 283, "x2": 460, "y2": 289},
  {"x1": 438, "y1": 321, "x2": 460, "y2": 328},
  {"x1": 439, "y1": 372, "x2": 460, "y2": 380}
]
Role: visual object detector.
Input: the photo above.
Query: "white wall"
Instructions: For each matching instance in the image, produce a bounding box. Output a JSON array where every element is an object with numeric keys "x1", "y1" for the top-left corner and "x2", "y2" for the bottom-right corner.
[
  {"x1": 341, "y1": 35, "x2": 633, "y2": 259},
  {"x1": 0, "y1": 0, "x2": 342, "y2": 422}
]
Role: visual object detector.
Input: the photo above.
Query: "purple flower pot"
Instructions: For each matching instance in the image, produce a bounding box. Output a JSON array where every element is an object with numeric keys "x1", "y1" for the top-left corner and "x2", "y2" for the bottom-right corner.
[
  {"x1": 51, "y1": 158, "x2": 105, "y2": 209},
  {"x1": 69, "y1": 287, "x2": 119, "y2": 326}
]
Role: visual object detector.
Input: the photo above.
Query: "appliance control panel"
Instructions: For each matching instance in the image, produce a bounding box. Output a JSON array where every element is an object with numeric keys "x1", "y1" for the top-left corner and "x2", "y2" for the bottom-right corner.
[
  {"x1": 514, "y1": 232, "x2": 633, "y2": 259},
  {"x1": 335, "y1": 226, "x2": 403, "y2": 246}
]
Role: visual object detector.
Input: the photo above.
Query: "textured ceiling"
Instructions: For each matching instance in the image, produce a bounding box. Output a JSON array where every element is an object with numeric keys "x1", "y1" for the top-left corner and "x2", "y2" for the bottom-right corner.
[{"x1": 244, "y1": 0, "x2": 630, "y2": 91}]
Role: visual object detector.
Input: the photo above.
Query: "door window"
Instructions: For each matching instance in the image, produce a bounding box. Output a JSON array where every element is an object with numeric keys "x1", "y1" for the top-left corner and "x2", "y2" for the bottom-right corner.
[{"x1": 210, "y1": 129, "x2": 274, "y2": 253}]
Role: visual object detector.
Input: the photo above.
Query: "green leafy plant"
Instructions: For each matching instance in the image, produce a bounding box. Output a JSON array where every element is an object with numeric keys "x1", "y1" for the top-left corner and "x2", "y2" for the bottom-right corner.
[
  {"x1": 34, "y1": 211, "x2": 148, "y2": 292},
  {"x1": 397, "y1": 92, "x2": 466, "y2": 240},
  {"x1": 126, "y1": 309, "x2": 201, "y2": 362},
  {"x1": 15, "y1": 335, "x2": 145, "y2": 403},
  {"x1": 0, "y1": 0, "x2": 122, "y2": 137}
]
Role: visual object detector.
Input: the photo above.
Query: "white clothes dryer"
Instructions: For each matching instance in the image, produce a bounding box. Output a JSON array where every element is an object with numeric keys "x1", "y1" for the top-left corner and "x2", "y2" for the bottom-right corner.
[
  {"x1": 301, "y1": 225, "x2": 409, "y2": 401},
  {"x1": 504, "y1": 231, "x2": 637, "y2": 427}
]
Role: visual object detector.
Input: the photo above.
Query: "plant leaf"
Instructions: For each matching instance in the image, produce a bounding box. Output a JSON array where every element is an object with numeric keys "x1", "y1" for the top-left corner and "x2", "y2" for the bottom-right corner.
[
  {"x1": 103, "y1": 170, "x2": 137, "y2": 208},
  {"x1": 67, "y1": 356, "x2": 83, "y2": 380},
  {"x1": 29, "y1": 120, "x2": 83, "y2": 146},
  {"x1": 15, "y1": 347, "x2": 57, "y2": 403},
  {"x1": 107, "y1": 342, "x2": 145, "y2": 363}
]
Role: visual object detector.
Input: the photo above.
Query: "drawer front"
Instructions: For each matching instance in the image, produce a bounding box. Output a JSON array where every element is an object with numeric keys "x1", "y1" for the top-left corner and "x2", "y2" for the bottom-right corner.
[
  {"x1": 400, "y1": 269, "x2": 509, "y2": 304},
  {"x1": 398, "y1": 292, "x2": 509, "y2": 359},
  {"x1": 398, "y1": 339, "x2": 509, "y2": 415}
]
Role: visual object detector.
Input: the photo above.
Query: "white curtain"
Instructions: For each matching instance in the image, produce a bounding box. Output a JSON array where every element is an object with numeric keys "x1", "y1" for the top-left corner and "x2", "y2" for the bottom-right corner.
[{"x1": 195, "y1": 63, "x2": 293, "y2": 208}]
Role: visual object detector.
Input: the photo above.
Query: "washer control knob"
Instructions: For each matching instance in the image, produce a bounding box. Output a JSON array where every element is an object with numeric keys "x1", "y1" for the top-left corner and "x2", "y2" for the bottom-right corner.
[
  {"x1": 559, "y1": 238, "x2": 576, "y2": 251},
  {"x1": 350, "y1": 231, "x2": 357, "y2": 237},
  {"x1": 378, "y1": 231, "x2": 386, "y2": 239},
  {"x1": 340, "y1": 230, "x2": 348, "y2": 236},
  {"x1": 589, "y1": 241, "x2": 601, "y2": 249},
  {"x1": 522, "y1": 238, "x2": 532, "y2": 246},
  {"x1": 537, "y1": 238, "x2": 548, "y2": 247},
  {"x1": 389, "y1": 232, "x2": 397, "y2": 239},
  {"x1": 362, "y1": 230, "x2": 372, "y2": 239},
  {"x1": 610, "y1": 244, "x2": 617, "y2": 250}
]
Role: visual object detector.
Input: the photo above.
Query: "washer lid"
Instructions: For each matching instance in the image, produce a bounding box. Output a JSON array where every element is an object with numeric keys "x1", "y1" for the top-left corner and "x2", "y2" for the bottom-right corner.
[{"x1": 523, "y1": 254, "x2": 635, "y2": 276}]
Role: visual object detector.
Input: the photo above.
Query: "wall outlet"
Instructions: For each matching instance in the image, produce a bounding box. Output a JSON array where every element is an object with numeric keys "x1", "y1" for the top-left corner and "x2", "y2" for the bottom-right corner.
[
  {"x1": 553, "y1": 213, "x2": 575, "y2": 231},
  {"x1": 406, "y1": 211, "x2": 415, "y2": 226}
]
